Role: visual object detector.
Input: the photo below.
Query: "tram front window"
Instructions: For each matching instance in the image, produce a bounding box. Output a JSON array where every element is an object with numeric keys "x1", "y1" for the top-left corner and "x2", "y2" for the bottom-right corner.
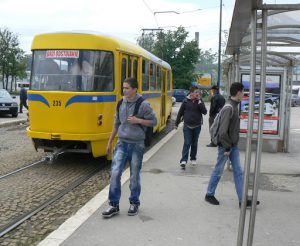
[{"x1": 31, "y1": 50, "x2": 114, "y2": 92}]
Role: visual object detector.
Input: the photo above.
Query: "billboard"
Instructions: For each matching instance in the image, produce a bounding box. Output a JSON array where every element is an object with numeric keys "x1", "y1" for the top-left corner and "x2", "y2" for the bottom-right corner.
[{"x1": 240, "y1": 74, "x2": 281, "y2": 135}]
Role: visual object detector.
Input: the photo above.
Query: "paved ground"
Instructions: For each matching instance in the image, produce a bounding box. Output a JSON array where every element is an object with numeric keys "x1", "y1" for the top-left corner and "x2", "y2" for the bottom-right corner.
[{"x1": 37, "y1": 106, "x2": 300, "y2": 246}]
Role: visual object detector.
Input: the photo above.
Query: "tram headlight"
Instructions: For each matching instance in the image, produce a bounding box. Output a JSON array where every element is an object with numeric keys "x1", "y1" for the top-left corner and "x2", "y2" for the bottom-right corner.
[{"x1": 97, "y1": 114, "x2": 103, "y2": 126}]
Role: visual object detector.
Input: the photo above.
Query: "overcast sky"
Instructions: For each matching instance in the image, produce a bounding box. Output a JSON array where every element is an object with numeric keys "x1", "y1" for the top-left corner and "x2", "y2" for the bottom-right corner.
[{"x1": 0, "y1": 0, "x2": 297, "y2": 55}]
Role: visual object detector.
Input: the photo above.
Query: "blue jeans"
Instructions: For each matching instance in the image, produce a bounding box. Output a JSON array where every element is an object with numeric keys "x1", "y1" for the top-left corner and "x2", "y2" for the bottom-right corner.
[
  {"x1": 207, "y1": 145, "x2": 244, "y2": 202},
  {"x1": 180, "y1": 125, "x2": 201, "y2": 162},
  {"x1": 108, "y1": 141, "x2": 144, "y2": 206}
]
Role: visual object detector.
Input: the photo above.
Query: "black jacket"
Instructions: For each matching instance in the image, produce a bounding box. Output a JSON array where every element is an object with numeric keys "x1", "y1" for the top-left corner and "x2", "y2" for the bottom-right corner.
[
  {"x1": 175, "y1": 96, "x2": 207, "y2": 128},
  {"x1": 209, "y1": 92, "x2": 225, "y2": 117}
]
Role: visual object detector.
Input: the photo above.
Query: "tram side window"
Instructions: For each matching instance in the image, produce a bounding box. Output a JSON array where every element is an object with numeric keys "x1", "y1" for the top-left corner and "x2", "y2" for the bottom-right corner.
[
  {"x1": 157, "y1": 66, "x2": 161, "y2": 90},
  {"x1": 93, "y1": 51, "x2": 114, "y2": 92},
  {"x1": 133, "y1": 60, "x2": 138, "y2": 79},
  {"x1": 142, "y1": 59, "x2": 149, "y2": 91},
  {"x1": 167, "y1": 71, "x2": 171, "y2": 91},
  {"x1": 150, "y1": 63, "x2": 156, "y2": 91},
  {"x1": 121, "y1": 58, "x2": 127, "y2": 83},
  {"x1": 128, "y1": 56, "x2": 131, "y2": 78}
]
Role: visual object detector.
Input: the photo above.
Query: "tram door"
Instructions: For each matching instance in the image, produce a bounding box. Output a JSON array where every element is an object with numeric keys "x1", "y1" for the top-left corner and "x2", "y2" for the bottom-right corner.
[
  {"x1": 120, "y1": 54, "x2": 138, "y2": 95},
  {"x1": 161, "y1": 69, "x2": 167, "y2": 127}
]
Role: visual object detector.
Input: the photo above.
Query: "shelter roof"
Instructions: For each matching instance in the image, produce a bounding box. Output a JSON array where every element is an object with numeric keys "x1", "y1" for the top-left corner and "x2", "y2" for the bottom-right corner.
[{"x1": 225, "y1": 0, "x2": 300, "y2": 66}]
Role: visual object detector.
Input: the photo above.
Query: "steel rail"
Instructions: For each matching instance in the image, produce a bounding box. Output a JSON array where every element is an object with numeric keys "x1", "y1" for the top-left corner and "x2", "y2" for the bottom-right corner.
[{"x1": 0, "y1": 159, "x2": 46, "y2": 180}]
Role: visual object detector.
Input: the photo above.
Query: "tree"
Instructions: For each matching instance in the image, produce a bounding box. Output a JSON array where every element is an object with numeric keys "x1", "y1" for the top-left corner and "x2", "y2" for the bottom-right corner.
[
  {"x1": 0, "y1": 27, "x2": 26, "y2": 90},
  {"x1": 137, "y1": 32, "x2": 156, "y2": 54},
  {"x1": 138, "y1": 26, "x2": 200, "y2": 89}
]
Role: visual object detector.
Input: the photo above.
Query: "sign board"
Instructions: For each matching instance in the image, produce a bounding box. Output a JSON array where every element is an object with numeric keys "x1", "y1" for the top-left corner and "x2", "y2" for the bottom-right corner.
[{"x1": 197, "y1": 73, "x2": 211, "y2": 87}]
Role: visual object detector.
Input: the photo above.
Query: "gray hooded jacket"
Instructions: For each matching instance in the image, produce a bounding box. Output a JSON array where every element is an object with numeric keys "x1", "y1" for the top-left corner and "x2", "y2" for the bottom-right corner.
[
  {"x1": 218, "y1": 98, "x2": 240, "y2": 151},
  {"x1": 114, "y1": 94, "x2": 157, "y2": 144}
]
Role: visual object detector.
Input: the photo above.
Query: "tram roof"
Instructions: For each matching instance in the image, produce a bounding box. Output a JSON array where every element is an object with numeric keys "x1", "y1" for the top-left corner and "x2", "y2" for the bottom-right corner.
[{"x1": 31, "y1": 31, "x2": 171, "y2": 70}]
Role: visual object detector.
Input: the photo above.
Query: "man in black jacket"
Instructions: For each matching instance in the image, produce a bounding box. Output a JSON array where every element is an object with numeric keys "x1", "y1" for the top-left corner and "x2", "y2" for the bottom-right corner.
[
  {"x1": 207, "y1": 85, "x2": 225, "y2": 147},
  {"x1": 175, "y1": 86, "x2": 207, "y2": 169}
]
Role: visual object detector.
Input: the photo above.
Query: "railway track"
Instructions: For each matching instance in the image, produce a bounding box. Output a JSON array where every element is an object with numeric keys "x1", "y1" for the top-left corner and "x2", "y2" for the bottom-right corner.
[
  {"x1": 0, "y1": 166, "x2": 100, "y2": 238},
  {"x1": 0, "y1": 119, "x2": 175, "y2": 244}
]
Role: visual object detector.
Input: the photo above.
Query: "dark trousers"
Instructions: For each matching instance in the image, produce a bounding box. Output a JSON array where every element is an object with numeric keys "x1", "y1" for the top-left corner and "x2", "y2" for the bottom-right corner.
[
  {"x1": 19, "y1": 99, "x2": 28, "y2": 113},
  {"x1": 208, "y1": 115, "x2": 216, "y2": 143},
  {"x1": 180, "y1": 125, "x2": 201, "y2": 162}
]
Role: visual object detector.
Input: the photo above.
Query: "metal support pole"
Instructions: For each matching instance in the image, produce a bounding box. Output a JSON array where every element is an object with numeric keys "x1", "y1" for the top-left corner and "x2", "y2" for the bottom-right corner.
[
  {"x1": 235, "y1": 53, "x2": 240, "y2": 82},
  {"x1": 247, "y1": 8, "x2": 268, "y2": 246},
  {"x1": 217, "y1": 0, "x2": 223, "y2": 88},
  {"x1": 284, "y1": 66, "x2": 293, "y2": 152},
  {"x1": 232, "y1": 54, "x2": 236, "y2": 83},
  {"x1": 237, "y1": 9, "x2": 257, "y2": 246}
]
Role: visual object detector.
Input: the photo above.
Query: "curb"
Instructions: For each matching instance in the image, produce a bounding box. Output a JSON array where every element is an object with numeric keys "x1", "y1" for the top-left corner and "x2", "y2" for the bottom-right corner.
[{"x1": 0, "y1": 119, "x2": 27, "y2": 128}]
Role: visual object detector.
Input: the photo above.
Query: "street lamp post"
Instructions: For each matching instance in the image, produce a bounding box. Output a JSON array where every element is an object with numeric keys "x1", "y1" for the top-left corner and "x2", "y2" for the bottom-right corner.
[{"x1": 217, "y1": 0, "x2": 223, "y2": 88}]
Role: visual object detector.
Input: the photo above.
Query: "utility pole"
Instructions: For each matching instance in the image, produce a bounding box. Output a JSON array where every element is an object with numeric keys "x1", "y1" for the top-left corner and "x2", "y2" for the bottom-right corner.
[{"x1": 217, "y1": 0, "x2": 223, "y2": 88}]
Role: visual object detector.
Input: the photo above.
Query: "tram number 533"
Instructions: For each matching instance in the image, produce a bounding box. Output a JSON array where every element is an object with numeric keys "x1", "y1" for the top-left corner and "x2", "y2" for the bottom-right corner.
[{"x1": 53, "y1": 100, "x2": 62, "y2": 107}]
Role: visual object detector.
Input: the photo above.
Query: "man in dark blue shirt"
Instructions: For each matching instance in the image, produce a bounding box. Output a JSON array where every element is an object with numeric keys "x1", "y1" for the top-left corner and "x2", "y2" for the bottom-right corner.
[
  {"x1": 207, "y1": 85, "x2": 225, "y2": 147},
  {"x1": 19, "y1": 85, "x2": 28, "y2": 113}
]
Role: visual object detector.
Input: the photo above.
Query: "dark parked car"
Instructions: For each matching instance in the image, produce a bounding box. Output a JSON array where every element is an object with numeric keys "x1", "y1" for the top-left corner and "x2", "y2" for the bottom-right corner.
[
  {"x1": 0, "y1": 89, "x2": 18, "y2": 117},
  {"x1": 172, "y1": 89, "x2": 189, "y2": 102},
  {"x1": 291, "y1": 94, "x2": 300, "y2": 107}
]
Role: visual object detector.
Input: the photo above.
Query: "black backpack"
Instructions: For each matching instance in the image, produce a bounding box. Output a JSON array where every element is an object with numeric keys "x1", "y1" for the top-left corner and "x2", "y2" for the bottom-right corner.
[{"x1": 116, "y1": 97, "x2": 153, "y2": 147}]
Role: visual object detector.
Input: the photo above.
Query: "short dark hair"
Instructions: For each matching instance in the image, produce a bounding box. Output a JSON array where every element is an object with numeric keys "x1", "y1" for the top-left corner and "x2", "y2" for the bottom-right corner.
[
  {"x1": 211, "y1": 85, "x2": 219, "y2": 90},
  {"x1": 189, "y1": 86, "x2": 199, "y2": 93},
  {"x1": 124, "y1": 77, "x2": 138, "y2": 89},
  {"x1": 230, "y1": 82, "x2": 244, "y2": 97}
]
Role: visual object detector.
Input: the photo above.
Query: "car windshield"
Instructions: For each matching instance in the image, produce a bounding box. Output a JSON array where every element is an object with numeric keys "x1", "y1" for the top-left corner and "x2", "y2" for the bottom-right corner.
[{"x1": 0, "y1": 90, "x2": 10, "y2": 98}]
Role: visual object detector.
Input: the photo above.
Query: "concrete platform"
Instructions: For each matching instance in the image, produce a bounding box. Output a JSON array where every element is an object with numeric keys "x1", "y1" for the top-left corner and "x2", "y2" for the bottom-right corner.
[{"x1": 38, "y1": 107, "x2": 300, "y2": 246}]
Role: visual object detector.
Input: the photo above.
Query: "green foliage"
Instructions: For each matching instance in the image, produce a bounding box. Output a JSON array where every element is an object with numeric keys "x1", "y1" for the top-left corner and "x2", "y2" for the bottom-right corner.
[
  {"x1": 138, "y1": 26, "x2": 200, "y2": 90},
  {"x1": 0, "y1": 27, "x2": 26, "y2": 90},
  {"x1": 137, "y1": 33, "x2": 155, "y2": 53}
]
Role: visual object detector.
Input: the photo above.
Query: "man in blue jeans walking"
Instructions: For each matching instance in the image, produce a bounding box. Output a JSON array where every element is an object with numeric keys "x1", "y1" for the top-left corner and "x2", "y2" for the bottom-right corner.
[
  {"x1": 205, "y1": 82, "x2": 260, "y2": 208},
  {"x1": 175, "y1": 86, "x2": 207, "y2": 168},
  {"x1": 102, "y1": 77, "x2": 157, "y2": 218}
]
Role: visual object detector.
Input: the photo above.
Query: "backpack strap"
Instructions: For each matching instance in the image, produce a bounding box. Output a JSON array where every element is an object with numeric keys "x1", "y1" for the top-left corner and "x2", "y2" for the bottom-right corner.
[
  {"x1": 117, "y1": 97, "x2": 145, "y2": 120},
  {"x1": 133, "y1": 97, "x2": 144, "y2": 116},
  {"x1": 116, "y1": 98, "x2": 123, "y2": 120},
  {"x1": 222, "y1": 104, "x2": 233, "y2": 118}
]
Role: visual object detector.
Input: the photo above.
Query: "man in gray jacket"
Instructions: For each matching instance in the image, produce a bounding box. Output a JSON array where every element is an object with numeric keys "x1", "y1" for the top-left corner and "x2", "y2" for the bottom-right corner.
[
  {"x1": 102, "y1": 77, "x2": 157, "y2": 218},
  {"x1": 205, "y1": 82, "x2": 260, "y2": 208}
]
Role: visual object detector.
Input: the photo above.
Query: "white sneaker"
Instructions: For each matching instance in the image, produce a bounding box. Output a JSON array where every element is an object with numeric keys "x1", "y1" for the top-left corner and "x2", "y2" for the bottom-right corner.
[
  {"x1": 180, "y1": 161, "x2": 187, "y2": 168},
  {"x1": 191, "y1": 160, "x2": 197, "y2": 165}
]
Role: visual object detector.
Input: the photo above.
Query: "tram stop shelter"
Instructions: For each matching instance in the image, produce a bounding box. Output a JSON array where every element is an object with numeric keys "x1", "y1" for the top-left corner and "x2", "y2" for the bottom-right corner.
[{"x1": 224, "y1": 0, "x2": 300, "y2": 245}]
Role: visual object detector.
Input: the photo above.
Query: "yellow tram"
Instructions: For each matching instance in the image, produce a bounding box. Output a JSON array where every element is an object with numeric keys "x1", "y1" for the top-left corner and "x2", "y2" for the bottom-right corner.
[{"x1": 27, "y1": 31, "x2": 173, "y2": 158}]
